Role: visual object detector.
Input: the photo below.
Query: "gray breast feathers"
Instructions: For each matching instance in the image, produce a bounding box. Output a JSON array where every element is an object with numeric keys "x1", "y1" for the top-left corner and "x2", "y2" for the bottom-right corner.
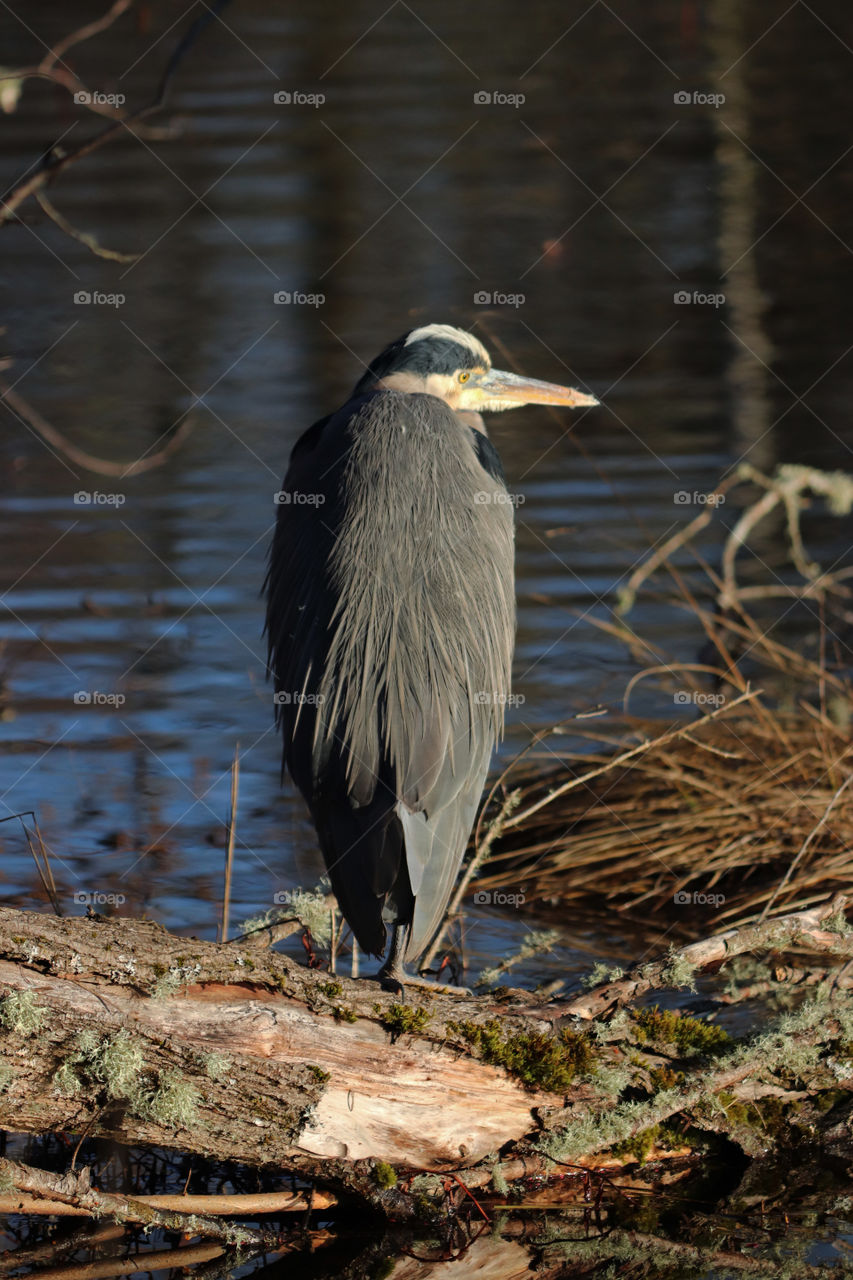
[{"x1": 266, "y1": 389, "x2": 515, "y2": 815}]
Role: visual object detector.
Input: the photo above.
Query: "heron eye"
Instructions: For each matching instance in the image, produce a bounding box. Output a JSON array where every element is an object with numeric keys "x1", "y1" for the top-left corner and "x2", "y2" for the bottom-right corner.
[{"x1": 458, "y1": 371, "x2": 470, "y2": 383}]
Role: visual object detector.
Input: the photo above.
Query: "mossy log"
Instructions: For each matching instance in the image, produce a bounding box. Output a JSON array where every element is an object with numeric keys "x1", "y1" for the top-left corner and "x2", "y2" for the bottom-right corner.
[
  {"x1": 0, "y1": 906, "x2": 579, "y2": 1175},
  {"x1": 0, "y1": 901, "x2": 850, "y2": 1202}
]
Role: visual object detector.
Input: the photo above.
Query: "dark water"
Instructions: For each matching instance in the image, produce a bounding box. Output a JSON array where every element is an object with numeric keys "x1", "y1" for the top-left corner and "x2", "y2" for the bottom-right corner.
[
  {"x1": 2, "y1": 0, "x2": 853, "y2": 1274},
  {"x1": 1, "y1": 1, "x2": 853, "y2": 983}
]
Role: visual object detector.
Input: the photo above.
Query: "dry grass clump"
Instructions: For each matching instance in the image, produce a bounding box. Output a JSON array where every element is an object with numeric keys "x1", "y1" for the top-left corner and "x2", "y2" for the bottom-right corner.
[
  {"x1": 476, "y1": 705, "x2": 852, "y2": 925},
  {"x1": 474, "y1": 464, "x2": 853, "y2": 928}
]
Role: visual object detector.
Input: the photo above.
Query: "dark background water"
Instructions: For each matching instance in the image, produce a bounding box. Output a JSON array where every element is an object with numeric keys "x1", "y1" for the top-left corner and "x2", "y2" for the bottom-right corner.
[{"x1": 1, "y1": 0, "x2": 852, "y2": 990}]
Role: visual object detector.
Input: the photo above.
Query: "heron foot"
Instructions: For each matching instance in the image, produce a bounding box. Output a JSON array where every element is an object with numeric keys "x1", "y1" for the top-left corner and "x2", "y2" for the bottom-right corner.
[
  {"x1": 375, "y1": 962, "x2": 469, "y2": 997},
  {"x1": 376, "y1": 924, "x2": 469, "y2": 995}
]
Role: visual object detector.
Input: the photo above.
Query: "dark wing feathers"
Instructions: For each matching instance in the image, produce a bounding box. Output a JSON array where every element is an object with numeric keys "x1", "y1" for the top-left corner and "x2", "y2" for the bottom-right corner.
[{"x1": 265, "y1": 390, "x2": 515, "y2": 961}]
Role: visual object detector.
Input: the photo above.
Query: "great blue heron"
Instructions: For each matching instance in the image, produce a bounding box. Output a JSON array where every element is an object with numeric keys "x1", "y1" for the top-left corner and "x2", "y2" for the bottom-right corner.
[{"x1": 265, "y1": 323, "x2": 597, "y2": 986}]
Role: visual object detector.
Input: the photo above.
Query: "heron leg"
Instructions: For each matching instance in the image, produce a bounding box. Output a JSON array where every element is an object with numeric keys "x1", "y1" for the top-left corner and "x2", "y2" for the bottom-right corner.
[
  {"x1": 376, "y1": 924, "x2": 469, "y2": 995},
  {"x1": 376, "y1": 923, "x2": 408, "y2": 993}
]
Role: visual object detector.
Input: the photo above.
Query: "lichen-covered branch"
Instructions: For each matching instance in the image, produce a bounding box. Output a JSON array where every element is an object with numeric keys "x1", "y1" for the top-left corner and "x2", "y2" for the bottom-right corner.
[
  {"x1": 548, "y1": 893, "x2": 850, "y2": 1020},
  {"x1": 0, "y1": 1158, "x2": 281, "y2": 1247}
]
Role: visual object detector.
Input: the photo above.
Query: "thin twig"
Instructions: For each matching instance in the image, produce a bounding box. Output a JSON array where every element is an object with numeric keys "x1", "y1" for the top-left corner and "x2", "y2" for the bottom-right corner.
[
  {"x1": 36, "y1": 190, "x2": 139, "y2": 262},
  {"x1": 219, "y1": 744, "x2": 239, "y2": 943},
  {"x1": 545, "y1": 893, "x2": 849, "y2": 1020},
  {"x1": 0, "y1": 812, "x2": 61, "y2": 915},
  {"x1": 502, "y1": 687, "x2": 761, "y2": 831},
  {"x1": 0, "y1": 1186, "x2": 336, "y2": 1218},
  {"x1": 0, "y1": 1157, "x2": 284, "y2": 1247}
]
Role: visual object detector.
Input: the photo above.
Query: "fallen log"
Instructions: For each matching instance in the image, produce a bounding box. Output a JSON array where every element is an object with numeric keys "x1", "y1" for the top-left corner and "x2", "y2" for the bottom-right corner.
[
  {"x1": 0, "y1": 898, "x2": 851, "y2": 1222},
  {"x1": 0, "y1": 907, "x2": 566, "y2": 1171}
]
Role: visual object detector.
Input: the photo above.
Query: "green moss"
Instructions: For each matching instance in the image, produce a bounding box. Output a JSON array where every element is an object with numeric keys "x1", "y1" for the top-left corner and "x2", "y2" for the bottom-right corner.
[
  {"x1": 815, "y1": 1088, "x2": 848, "y2": 1113},
  {"x1": 611, "y1": 1117, "x2": 697, "y2": 1165},
  {"x1": 0, "y1": 990, "x2": 47, "y2": 1035},
  {"x1": 633, "y1": 1006, "x2": 729, "y2": 1056},
  {"x1": 648, "y1": 1065, "x2": 684, "y2": 1090},
  {"x1": 318, "y1": 980, "x2": 343, "y2": 998},
  {"x1": 373, "y1": 1159, "x2": 398, "y2": 1188},
  {"x1": 307, "y1": 1064, "x2": 330, "y2": 1085},
  {"x1": 714, "y1": 1090, "x2": 792, "y2": 1139},
  {"x1": 333, "y1": 1005, "x2": 358, "y2": 1023},
  {"x1": 450, "y1": 1018, "x2": 593, "y2": 1092},
  {"x1": 375, "y1": 1003, "x2": 432, "y2": 1038},
  {"x1": 612, "y1": 1123, "x2": 661, "y2": 1163}
]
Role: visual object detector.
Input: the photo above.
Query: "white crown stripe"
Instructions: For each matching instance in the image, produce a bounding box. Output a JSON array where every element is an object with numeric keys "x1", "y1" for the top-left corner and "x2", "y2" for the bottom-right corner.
[{"x1": 404, "y1": 324, "x2": 490, "y2": 367}]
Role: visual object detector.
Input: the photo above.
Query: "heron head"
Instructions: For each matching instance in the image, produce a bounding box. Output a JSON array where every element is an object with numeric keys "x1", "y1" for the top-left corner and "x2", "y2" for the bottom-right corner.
[{"x1": 354, "y1": 323, "x2": 598, "y2": 414}]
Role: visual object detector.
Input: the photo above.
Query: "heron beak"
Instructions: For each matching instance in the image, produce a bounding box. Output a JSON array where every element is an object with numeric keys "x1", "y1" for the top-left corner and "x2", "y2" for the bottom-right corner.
[{"x1": 478, "y1": 368, "x2": 599, "y2": 409}]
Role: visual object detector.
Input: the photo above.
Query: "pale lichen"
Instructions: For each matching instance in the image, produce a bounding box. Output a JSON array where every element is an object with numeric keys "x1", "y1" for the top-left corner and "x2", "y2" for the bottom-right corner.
[
  {"x1": 53, "y1": 1028, "x2": 145, "y2": 1102},
  {"x1": 238, "y1": 880, "x2": 332, "y2": 946},
  {"x1": 659, "y1": 946, "x2": 697, "y2": 992},
  {"x1": 151, "y1": 962, "x2": 202, "y2": 1000},
  {"x1": 0, "y1": 990, "x2": 47, "y2": 1035},
  {"x1": 140, "y1": 1068, "x2": 200, "y2": 1129},
  {"x1": 202, "y1": 1052, "x2": 231, "y2": 1081},
  {"x1": 487, "y1": 1154, "x2": 509, "y2": 1195},
  {"x1": 824, "y1": 910, "x2": 852, "y2": 936},
  {"x1": 581, "y1": 962, "x2": 625, "y2": 991},
  {"x1": 52, "y1": 1061, "x2": 82, "y2": 1095}
]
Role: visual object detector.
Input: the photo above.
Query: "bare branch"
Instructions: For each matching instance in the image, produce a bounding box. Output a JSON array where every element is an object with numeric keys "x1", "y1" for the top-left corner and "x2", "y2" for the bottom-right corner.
[
  {"x1": 0, "y1": 378, "x2": 196, "y2": 476},
  {"x1": 38, "y1": 0, "x2": 136, "y2": 73},
  {"x1": 1, "y1": 0, "x2": 233, "y2": 228},
  {"x1": 35, "y1": 191, "x2": 139, "y2": 262}
]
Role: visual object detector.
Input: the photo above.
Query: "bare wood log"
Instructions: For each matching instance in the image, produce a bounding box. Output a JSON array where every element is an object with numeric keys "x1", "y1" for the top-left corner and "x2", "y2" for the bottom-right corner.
[{"x1": 0, "y1": 1187, "x2": 336, "y2": 1218}]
